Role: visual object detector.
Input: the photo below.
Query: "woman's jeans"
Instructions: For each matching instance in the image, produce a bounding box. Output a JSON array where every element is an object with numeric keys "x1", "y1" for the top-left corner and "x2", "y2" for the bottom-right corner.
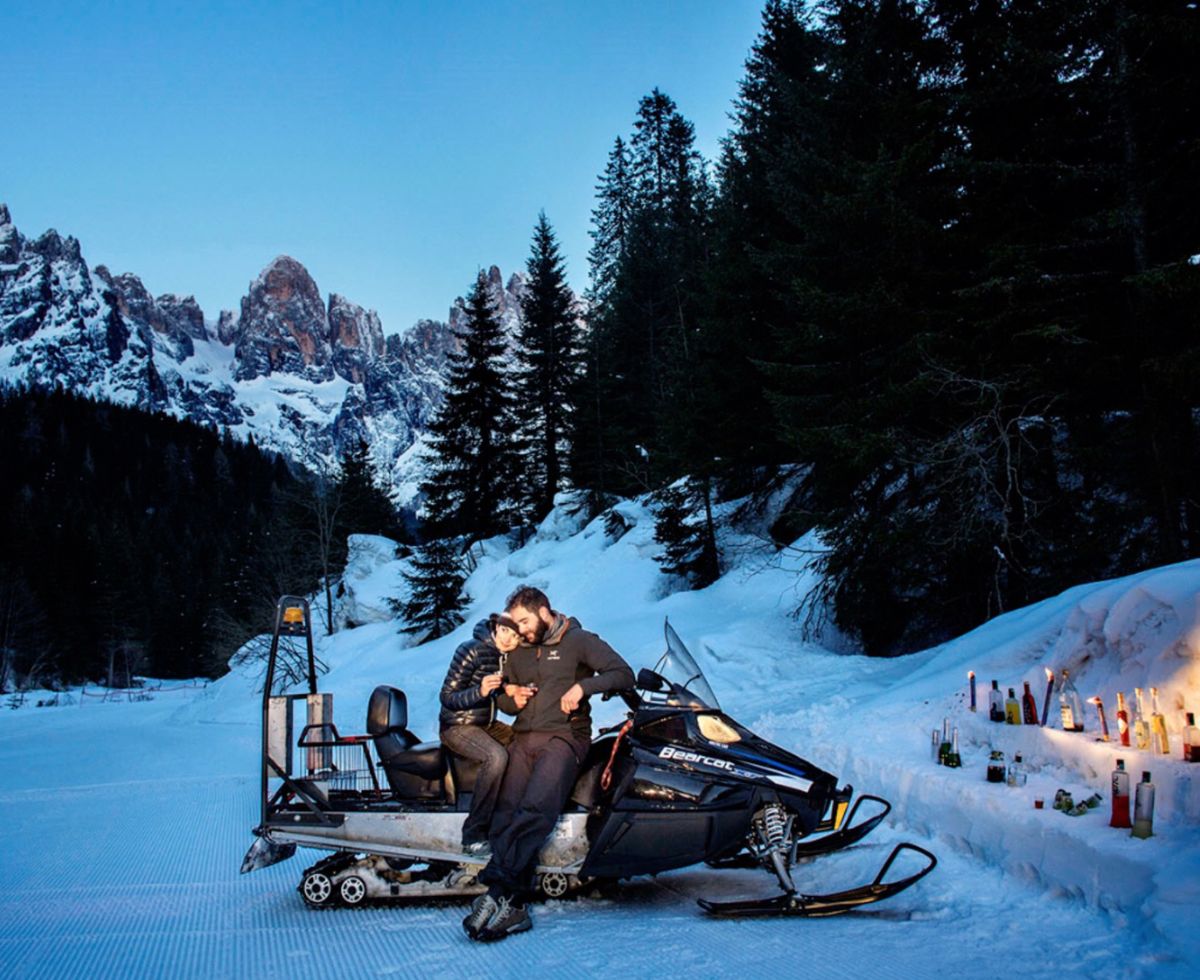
[{"x1": 440, "y1": 722, "x2": 512, "y2": 846}]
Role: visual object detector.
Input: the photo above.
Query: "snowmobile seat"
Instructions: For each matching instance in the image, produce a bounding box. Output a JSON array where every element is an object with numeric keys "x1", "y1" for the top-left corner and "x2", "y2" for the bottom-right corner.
[{"x1": 367, "y1": 685, "x2": 447, "y2": 799}]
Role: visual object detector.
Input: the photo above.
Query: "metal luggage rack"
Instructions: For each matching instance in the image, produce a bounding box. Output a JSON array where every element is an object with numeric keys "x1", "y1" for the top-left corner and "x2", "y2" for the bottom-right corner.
[{"x1": 298, "y1": 724, "x2": 384, "y2": 796}]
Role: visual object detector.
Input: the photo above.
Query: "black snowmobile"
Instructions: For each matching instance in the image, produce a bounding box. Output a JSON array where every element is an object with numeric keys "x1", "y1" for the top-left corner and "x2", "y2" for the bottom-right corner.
[{"x1": 241, "y1": 597, "x2": 935, "y2": 916}]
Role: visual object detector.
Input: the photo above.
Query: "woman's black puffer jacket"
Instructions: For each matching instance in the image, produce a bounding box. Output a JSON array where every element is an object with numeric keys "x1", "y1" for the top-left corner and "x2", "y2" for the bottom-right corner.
[{"x1": 439, "y1": 619, "x2": 501, "y2": 729}]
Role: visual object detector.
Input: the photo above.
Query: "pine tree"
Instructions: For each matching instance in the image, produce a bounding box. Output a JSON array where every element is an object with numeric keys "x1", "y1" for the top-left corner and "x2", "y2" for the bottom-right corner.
[
  {"x1": 396, "y1": 537, "x2": 469, "y2": 642},
  {"x1": 419, "y1": 270, "x2": 520, "y2": 541},
  {"x1": 513, "y1": 213, "x2": 582, "y2": 522},
  {"x1": 336, "y1": 438, "x2": 401, "y2": 540}
]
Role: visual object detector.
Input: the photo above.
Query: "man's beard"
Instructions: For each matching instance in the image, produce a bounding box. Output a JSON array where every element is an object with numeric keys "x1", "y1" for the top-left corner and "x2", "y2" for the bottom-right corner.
[{"x1": 523, "y1": 618, "x2": 548, "y2": 644}]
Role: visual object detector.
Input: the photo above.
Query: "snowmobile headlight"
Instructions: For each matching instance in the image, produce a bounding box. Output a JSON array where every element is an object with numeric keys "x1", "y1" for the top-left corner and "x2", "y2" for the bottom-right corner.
[{"x1": 698, "y1": 714, "x2": 742, "y2": 744}]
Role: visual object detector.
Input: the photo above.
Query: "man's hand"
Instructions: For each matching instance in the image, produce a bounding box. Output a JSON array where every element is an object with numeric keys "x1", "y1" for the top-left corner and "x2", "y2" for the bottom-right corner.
[
  {"x1": 506, "y1": 684, "x2": 537, "y2": 709},
  {"x1": 560, "y1": 683, "x2": 584, "y2": 715},
  {"x1": 479, "y1": 672, "x2": 502, "y2": 698}
]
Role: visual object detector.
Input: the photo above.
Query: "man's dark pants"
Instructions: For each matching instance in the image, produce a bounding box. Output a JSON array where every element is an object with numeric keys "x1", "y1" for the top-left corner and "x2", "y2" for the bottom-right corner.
[{"x1": 480, "y1": 730, "x2": 586, "y2": 899}]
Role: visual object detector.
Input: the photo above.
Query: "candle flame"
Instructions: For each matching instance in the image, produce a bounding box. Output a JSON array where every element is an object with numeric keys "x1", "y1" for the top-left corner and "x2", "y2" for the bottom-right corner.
[
  {"x1": 1087, "y1": 696, "x2": 1102, "y2": 706},
  {"x1": 1044, "y1": 667, "x2": 1054, "y2": 681},
  {"x1": 968, "y1": 670, "x2": 975, "y2": 679}
]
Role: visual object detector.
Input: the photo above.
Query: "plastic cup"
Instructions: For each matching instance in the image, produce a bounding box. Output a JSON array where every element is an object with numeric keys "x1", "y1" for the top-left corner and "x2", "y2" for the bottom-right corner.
[{"x1": 1034, "y1": 798, "x2": 1044, "y2": 810}]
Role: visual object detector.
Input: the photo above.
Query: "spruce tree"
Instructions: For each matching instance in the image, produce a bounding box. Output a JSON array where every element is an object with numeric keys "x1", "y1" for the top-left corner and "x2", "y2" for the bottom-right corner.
[
  {"x1": 396, "y1": 537, "x2": 469, "y2": 642},
  {"x1": 335, "y1": 438, "x2": 401, "y2": 540},
  {"x1": 419, "y1": 270, "x2": 520, "y2": 541},
  {"x1": 513, "y1": 213, "x2": 581, "y2": 521},
  {"x1": 400, "y1": 270, "x2": 520, "y2": 636}
]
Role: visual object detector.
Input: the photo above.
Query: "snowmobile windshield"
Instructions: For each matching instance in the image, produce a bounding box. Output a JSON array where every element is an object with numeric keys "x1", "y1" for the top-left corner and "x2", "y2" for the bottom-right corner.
[{"x1": 649, "y1": 620, "x2": 721, "y2": 710}]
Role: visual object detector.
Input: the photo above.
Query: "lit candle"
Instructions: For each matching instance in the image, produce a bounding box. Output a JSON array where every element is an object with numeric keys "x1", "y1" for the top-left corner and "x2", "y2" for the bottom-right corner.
[
  {"x1": 969, "y1": 671, "x2": 977, "y2": 711},
  {"x1": 1088, "y1": 696, "x2": 1110, "y2": 741},
  {"x1": 1040, "y1": 667, "x2": 1055, "y2": 727}
]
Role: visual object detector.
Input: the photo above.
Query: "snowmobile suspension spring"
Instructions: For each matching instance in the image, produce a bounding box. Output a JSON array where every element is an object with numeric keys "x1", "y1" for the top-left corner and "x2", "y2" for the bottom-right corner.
[{"x1": 760, "y1": 803, "x2": 789, "y2": 853}]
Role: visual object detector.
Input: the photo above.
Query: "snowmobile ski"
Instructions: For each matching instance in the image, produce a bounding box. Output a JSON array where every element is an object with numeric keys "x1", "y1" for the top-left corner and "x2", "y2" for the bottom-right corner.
[{"x1": 698, "y1": 842, "x2": 937, "y2": 918}]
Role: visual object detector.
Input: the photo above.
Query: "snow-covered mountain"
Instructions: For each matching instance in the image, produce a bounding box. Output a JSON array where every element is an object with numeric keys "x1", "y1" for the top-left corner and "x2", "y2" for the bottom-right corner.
[{"x1": 0, "y1": 203, "x2": 528, "y2": 503}]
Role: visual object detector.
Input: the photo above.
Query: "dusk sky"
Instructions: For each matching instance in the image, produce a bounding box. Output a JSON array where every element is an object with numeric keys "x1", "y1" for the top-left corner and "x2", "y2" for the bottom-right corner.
[{"x1": 6, "y1": 0, "x2": 765, "y2": 335}]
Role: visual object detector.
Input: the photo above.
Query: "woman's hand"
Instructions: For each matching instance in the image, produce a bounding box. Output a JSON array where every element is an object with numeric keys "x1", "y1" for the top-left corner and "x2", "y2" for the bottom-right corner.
[{"x1": 479, "y1": 672, "x2": 502, "y2": 697}]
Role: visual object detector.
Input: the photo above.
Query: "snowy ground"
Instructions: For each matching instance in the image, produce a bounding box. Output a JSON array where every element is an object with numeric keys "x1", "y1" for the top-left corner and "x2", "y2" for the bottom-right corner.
[{"x1": 2, "y1": 496, "x2": 1198, "y2": 978}]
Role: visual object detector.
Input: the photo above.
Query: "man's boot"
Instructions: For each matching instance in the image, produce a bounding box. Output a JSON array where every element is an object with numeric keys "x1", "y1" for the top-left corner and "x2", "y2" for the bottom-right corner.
[{"x1": 478, "y1": 893, "x2": 532, "y2": 941}]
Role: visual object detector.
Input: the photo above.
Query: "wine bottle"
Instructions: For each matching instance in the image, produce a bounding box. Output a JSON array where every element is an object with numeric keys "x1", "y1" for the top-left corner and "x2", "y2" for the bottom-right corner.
[
  {"x1": 1130, "y1": 771, "x2": 1155, "y2": 839},
  {"x1": 1133, "y1": 688, "x2": 1150, "y2": 751},
  {"x1": 1116, "y1": 691, "x2": 1131, "y2": 747},
  {"x1": 938, "y1": 718, "x2": 952, "y2": 765},
  {"x1": 1149, "y1": 687, "x2": 1169, "y2": 755},
  {"x1": 1059, "y1": 670, "x2": 1085, "y2": 732},
  {"x1": 946, "y1": 727, "x2": 962, "y2": 768},
  {"x1": 988, "y1": 679, "x2": 1005, "y2": 723},
  {"x1": 1005, "y1": 688, "x2": 1022, "y2": 725},
  {"x1": 1183, "y1": 712, "x2": 1200, "y2": 763},
  {"x1": 1021, "y1": 681, "x2": 1038, "y2": 725},
  {"x1": 1110, "y1": 759, "x2": 1131, "y2": 828}
]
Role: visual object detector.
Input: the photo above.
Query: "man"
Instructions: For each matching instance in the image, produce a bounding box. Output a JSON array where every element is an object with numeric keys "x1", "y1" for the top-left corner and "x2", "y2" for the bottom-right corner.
[{"x1": 462, "y1": 585, "x2": 635, "y2": 942}]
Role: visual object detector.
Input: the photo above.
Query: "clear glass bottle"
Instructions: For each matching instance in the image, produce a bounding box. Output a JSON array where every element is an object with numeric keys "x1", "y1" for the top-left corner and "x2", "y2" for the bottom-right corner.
[
  {"x1": 938, "y1": 718, "x2": 952, "y2": 765},
  {"x1": 1149, "y1": 687, "x2": 1169, "y2": 755},
  {"x1": 1183, "y1": 712, "x2": 1200, "y2": 763},
  {"x1": 989, "y1": 679, "x2": 1005, "y2": 723},
  {"x1": 1110, "y1": 758, "x2": 1131, "y2": 828},
  {"x1": 1059, "y1": 670, "x2": 1085, "y2": 732},
  {"x1": 1131, "y1": 771, "x2": 1155, "y2": 839},
  {"x1": 1132, "y1": 687, "x2": 1151, "y2": 750},
  {"x1": 1005, "y1": 687, "x2": 1022, "y2": 725},
  {"x1": 1006, "y1": 752, "x2": 1026, "y2": 787}
]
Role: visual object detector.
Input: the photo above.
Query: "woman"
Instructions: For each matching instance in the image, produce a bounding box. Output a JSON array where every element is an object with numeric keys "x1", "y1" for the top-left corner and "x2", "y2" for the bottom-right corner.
[{"x1": 439, "y1": 613, "x2": 522, "y2": 855}]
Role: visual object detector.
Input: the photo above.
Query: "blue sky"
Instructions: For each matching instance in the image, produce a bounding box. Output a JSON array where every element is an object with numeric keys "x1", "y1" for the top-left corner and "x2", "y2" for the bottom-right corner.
[{"x1": 5, "y1": 1, "x2": 765, "y2": 335}]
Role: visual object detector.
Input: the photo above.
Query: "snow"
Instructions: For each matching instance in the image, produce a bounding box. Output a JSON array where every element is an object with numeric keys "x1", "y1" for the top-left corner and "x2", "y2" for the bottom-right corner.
[{"x1": 2, "y1": 494, "x2": 1198, "y2": 977}]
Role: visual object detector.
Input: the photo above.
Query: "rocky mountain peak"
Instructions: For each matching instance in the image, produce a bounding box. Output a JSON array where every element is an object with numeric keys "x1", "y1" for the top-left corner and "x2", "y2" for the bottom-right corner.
[{"x1": 233, "y1": 254, "x2": 332, "y2": 382}]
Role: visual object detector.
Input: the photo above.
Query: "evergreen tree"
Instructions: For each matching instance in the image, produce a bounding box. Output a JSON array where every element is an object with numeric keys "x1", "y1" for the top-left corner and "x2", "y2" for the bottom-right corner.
[
  {"x1": 513, "y1": 213, "x2": 582, "y2": 522},
  {"x1": 336, "y1": 438, "x2": 401, "y2": 540},
  {"x1": 419, "y1": 270, "x2": 520, "y2": 540},
  {"x1": 396, "y1": 537, "x2": 470, "y2": 642}
]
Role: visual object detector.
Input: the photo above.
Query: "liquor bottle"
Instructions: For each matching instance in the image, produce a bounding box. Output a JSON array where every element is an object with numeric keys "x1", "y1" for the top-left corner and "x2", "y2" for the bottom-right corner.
[
  {"x1": 1059, "y1": 670, "x2": 1085, "y2": 732},
  {"x1": 938, "y1": 718, "x2": 952, "y2": 765},
  {"x1": 1110, "y1": 759, "x2": 1131, "y2": 828},
  {"x1": 1130, "y1": 771, "x2": 1155, "y2": 839},
  {"x1": 1005, "y1": 688, "x2": 1022, "y2": 725},
  {"x1": 931, "y1": 728, "x2": 941, "y2": 764},
  {"x1": 986, "y1": 750, "x2": 1006, "y2": 783},
  {"x1": 1183, "y1": 713, "x2": 1200, "y2": 763},
  {"x1": 1021, "y1": 682, "x2": 1039, "y2": 725},
  {"x1": 1116, "y1": 691, "x2": 1131, "y2": 747},
  {"x1": 1006, "y1": 752, "x2": 1027, "y2": 787},
  {"x1": 1133, "y1": 688, "x2": 1151, "y2": 751},
  {"x1": 945, "y1": 727, "x2": 962, "y2": 769},
  {"x1": 989, "y1": 680, "x2": 1005, "y2": 723},
  {"x1": 1149, "y1": 687, "x2": 1169, "y2": 755}
]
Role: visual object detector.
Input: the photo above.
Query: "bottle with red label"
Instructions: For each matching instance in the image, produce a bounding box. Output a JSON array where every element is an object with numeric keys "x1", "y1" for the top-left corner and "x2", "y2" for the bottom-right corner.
[
  {"x1": 1021, "y1": 682, "x2": 1038, "y2": 725},
  {"x1": 1116, "y1": 691, "x2": 1131, "y2": 747},
  {"x1": 1110, "y1": 759, "x2": 1132, "y2": 829},
  {"x1": 1183, "y1": 713, "x2": 1200, "y2": 762}
]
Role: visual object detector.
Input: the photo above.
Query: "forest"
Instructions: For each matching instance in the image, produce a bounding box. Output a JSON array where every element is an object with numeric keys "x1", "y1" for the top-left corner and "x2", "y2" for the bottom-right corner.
[
  {"x1": 412, "y1": 0, "x2": 1200, "y2": 654},
  {"x1": 4, "y1": 0, "x2": 1199, "y2": 683}
]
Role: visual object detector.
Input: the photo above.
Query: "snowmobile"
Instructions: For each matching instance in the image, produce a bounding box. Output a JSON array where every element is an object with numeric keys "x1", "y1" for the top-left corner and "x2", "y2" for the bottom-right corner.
[{"x1": 241, "y1": 596, "x2": 936, "y2": 916}]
